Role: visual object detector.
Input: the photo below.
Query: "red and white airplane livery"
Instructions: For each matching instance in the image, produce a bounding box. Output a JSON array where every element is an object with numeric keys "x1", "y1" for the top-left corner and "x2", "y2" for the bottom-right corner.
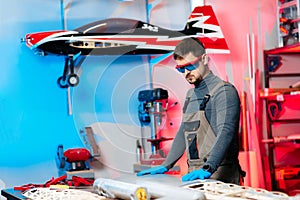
[{"x1": 23, "y1": 5, "x2": 229, "y2": 88}]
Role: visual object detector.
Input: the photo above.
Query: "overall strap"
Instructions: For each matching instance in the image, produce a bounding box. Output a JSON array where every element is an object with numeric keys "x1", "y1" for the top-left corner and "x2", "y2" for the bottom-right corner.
[
  {"x1": 208, "y1": 81, "x2": 226, "y2": 96},
  {"x1": 183, "y1": 81, "x2": 225, "y2": 112},
  {"x1": 200, "y1": 81, "x2": 225, "y2": 110},
  {"x1": 182, "y1": 89, "x2": 193, "y2": 113}
]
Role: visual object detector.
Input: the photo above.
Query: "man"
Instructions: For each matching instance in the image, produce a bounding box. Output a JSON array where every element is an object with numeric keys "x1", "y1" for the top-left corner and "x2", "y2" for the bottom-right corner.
[{"x1": 137, "y1": 37, "x2": 244, "y2": 184}]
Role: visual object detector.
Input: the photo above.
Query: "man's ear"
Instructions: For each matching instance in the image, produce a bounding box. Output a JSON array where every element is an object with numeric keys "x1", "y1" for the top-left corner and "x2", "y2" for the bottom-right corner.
[{"x1": 202, "y1": 54, "x2": 209, "y2": 65}]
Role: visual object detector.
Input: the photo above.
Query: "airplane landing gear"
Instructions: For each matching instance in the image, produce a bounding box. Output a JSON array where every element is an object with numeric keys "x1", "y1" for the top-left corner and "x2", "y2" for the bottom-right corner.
[
  {"x1": 57, "y1": 55, "x2": 80, "y2": 88},
  {"x1": 57, "y1": 76, "x2": 69, "y2": 88},
  {"x1": 68, "y1": 74, "x2": 79, "y2": 87},
  {"x1": 57, "y1": 74, "x2": 79, "y2": 88}
]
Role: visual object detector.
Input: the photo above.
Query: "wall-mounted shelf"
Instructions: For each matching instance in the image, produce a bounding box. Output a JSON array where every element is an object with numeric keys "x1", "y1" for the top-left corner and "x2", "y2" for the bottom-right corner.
[
  {"x1": 260, "y1": 88, "x2": 300, "y2": 101},
  {"x1": 266, "y1": 42, "x2": 300, "y2": 54},
  {"x1": 261, "y1": 43, "x2": 300, "y2": 194},
  {"x1": 277, "y1": 0, "x2": 300, "y2": 47}
]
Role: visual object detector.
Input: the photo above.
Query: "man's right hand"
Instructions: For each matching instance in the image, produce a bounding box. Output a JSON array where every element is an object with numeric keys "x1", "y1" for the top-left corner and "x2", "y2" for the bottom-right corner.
[{"x1": 136, "y1": 165, "x2": 168, "y2": 176}]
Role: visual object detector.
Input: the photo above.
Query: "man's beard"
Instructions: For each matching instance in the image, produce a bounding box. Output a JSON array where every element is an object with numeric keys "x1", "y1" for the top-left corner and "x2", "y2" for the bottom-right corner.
[
  {"x1": 186, "y1": 75, "x2": 195, "y2": 84},
  {"x1": 186, "y1": 74, "x2": 203, "y2": 85}
]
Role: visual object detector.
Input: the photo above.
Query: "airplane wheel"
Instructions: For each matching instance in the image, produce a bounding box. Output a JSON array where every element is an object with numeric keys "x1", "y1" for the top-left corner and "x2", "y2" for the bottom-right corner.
[
  {"x1": 57, "y1": 76, "x2": 69, "y2": 88},
  {"x1": 68, "y1": 74, "x2": 79, "y2": 87}
]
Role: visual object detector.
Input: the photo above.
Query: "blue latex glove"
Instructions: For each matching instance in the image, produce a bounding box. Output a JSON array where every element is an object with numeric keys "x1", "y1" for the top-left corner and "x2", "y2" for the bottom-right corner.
[
  {"x1": 182, "y1": 168, "x2": 212, "y2": 182},
  {"x1": 136, "y1": 165, "x2": 168, "y2": 176}
]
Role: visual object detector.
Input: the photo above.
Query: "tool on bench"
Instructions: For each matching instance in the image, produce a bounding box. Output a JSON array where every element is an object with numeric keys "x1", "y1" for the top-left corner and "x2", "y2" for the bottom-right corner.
[{"x1": 56, "y1": 145, "x2": 95, "y2": 179}]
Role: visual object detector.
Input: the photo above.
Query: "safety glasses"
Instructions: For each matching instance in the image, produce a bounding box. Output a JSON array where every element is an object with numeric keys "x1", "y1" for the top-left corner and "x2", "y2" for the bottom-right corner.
[{"x1": 175, "y1": 56, "x2": 202, "y2": 73}]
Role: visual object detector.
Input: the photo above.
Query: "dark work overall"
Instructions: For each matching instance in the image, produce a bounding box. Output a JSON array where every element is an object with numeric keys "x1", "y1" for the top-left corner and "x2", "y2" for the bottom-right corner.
[{"x1": 183, "y1": 82, "x2": 241, "y2": 184}]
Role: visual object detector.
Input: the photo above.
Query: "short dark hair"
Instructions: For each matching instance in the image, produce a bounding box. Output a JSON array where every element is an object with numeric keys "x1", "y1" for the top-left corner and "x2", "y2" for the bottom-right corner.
[{"x1": 173, "y1": 37, "x2": 206, "y2": 60}]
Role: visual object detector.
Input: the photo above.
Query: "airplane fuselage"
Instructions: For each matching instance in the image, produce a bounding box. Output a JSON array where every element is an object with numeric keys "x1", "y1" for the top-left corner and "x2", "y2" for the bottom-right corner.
[
  {"x1": 23, "y1": 6, "x2": 230, "y2": 88},
  {"x1": 25, "y1": 27, "x2": 187, "y2": 56}
]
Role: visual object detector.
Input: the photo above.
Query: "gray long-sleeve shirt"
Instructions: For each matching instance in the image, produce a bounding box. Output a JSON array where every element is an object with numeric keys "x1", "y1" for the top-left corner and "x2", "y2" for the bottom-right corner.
[{"x1": 162, "y1": 71, "x2": 240, "y2": 174}]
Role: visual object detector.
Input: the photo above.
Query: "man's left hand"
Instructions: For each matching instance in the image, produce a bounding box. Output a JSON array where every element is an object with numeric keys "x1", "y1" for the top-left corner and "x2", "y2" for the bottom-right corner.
[{"x1": 182, "y1": 168, "x2": 212, "y2": 182}]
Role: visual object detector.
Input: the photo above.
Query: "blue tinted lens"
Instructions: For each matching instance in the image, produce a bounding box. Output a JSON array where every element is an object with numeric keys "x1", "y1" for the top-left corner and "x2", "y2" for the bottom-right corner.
[
  {"x1": 185, "y1": 64, "x2": 197, "y2": 71},
  {"x1": 177, "y1": 64, "x2": 197, "y2": 73},
  {"x1": 176, "y1": 64, "x2": 197, "y2": 73},
  {"x1": 177, "y1": 67, "x2": 186, "y2": 73}
]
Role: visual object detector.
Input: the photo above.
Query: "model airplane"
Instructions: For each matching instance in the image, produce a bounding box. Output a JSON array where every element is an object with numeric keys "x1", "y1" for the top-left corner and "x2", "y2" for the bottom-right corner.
[{"x1": 23, "y1": 5, "x2": 229, "y2": 88}]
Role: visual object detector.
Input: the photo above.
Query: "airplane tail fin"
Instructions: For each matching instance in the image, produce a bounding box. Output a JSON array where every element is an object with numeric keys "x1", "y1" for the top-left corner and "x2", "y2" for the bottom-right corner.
[{"x1": 181, "y1": 5, "x2": 230, "y2": 54}]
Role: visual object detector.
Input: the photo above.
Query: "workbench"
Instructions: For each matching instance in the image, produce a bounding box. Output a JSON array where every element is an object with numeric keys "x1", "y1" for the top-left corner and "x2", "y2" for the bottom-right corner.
[
  {"x1": 1, "y1": 186, "x2": 100, "y2": 200},
  {"x1": 0, "y1": 174, "x2": 292, "y2": 200},
  {"x1": 1, "y1": 188, "x2": 24, "y2": 200},
  {"x1": 0, "y1": 174, "x2": 181, "y2": 200}
]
